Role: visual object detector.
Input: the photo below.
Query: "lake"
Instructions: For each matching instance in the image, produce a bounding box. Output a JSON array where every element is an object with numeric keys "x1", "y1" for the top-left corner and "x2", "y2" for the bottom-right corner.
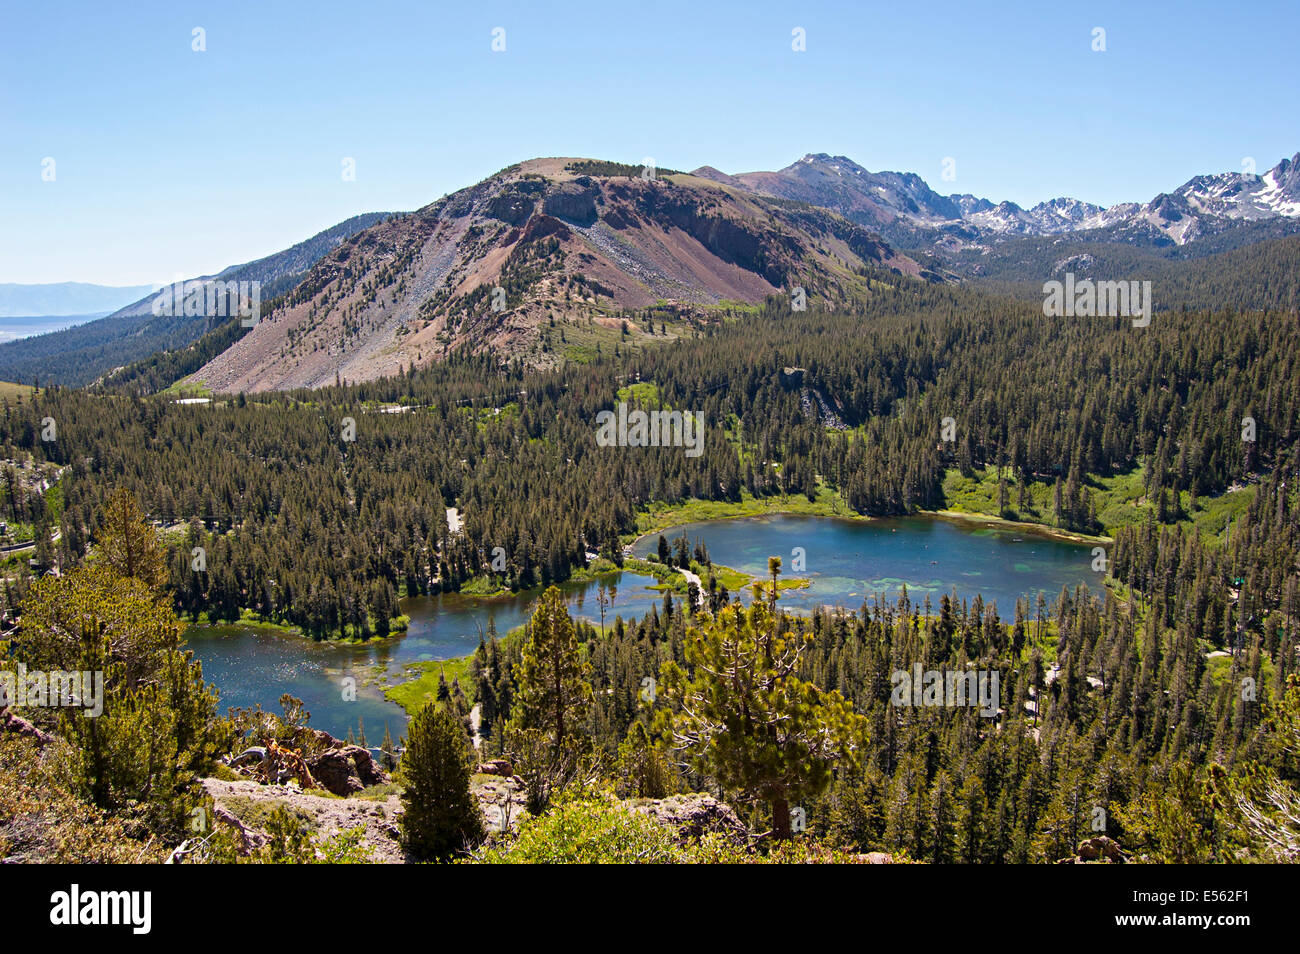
[
  {"x1": 184, "y1": 569, "x2": 665, "y2": 741},
  {"x1": 186, "y1": 513, "x2": 1099, "y2": 741},
  {"x1": 0, "y1": 313, "x2": 106, "y2": 342},
  {"x1": 630, "y1": 512, "x2": 1099, "y2": 614}
]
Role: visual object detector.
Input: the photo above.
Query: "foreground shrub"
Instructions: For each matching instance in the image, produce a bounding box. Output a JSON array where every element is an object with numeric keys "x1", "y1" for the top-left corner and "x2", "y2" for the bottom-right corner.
[{"x1": 478, "y1": 793, "x2": 683, "y2": 864}]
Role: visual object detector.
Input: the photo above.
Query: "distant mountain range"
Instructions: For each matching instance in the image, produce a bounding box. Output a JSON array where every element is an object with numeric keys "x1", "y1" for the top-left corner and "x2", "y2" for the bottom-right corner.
[
  {"x1": 0, "y1": 213, "x2": 390, "y2": 387},
  {"x1": 0, "y1": 282, "x2": 156, "y2": 318},
  {"x1": 8, "y1": 150, "x2": 1299, "y2": 392},
  {"x1": 708, "y1": 151, "x2": 1300, "y2": 251}
]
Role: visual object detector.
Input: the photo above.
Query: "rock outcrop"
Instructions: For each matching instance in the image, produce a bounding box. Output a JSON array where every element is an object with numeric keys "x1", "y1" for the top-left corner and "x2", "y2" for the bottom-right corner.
[
  {"x1": 306, "y1": 744, "x2": 388, "y2": 796},
  {"x1": 203, "y1": 777, "x2": 406, "y2": 863},
  {"x1": 1071, "y1": 835, "x2": 1125, "y2": 863},
  {"x1": 476, "y1": 758, "x2": 514, "y2": 778},
  {"x1": 222, "y1": 727, "x2": 391, "y2": 795},
  {"x1": 487, "y1": 190, "x2": 537, "y2": 226},
  {"x1": 628, "y1": 793, "x2": 748, "y2": 845},
  {"x1": 0, "y1": 707, "x2": 56, "y2": 749},
  {"x1": 543, "y1": 180, "x2": 600, "y2": 223}
]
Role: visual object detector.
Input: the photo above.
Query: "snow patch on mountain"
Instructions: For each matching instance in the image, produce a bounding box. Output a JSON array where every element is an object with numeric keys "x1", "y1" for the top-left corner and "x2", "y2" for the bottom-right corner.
[{"x1": 725, "y1": 151, "x2": 1300, "y2": 248}]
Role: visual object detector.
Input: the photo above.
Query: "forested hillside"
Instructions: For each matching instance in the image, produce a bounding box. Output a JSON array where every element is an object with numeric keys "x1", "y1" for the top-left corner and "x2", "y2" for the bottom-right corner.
[
  {"x1": 468, "y1": 454, "x2": 1300, "y2": 861},
  {"x1": 967, "y1": 231, "x2": 1300, "y2": 311},
  {"x1": 2, "y1": 245, "x2": 1299, "y2": 867},
  {"x1": 3, "y1": 266, "x2": 1297, "y2": 638}
]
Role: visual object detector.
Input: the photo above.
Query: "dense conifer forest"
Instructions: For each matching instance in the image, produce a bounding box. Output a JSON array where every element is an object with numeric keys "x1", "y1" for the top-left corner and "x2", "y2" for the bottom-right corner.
[
  {"x1": 3, "y1": 250, "x2": 1297, "y2": 637},
  {"x1": 462, "y1": 450, "x2": 1300, "y2": 860},
  {"x1": 3, "y1": 248, "x2": 1300, "y2": 865}
]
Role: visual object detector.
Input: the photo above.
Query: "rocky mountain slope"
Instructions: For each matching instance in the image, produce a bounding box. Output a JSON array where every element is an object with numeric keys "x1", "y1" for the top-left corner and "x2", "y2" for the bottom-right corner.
[
  {"x1": 29, "y1": 151, "x2": 1298, "y2": 393},
  {"x1": 1077, "y1": 153, "x2": 1300, "y2": 245},
  {"x1": 192, "y1": 158, "x2": 920, "y2": 393}
]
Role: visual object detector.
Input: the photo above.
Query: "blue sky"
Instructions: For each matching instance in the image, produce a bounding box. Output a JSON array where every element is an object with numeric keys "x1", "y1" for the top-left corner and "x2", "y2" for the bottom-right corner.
[{"x1": 2, "y1": 0, "x2": 1296, "y2": 284}]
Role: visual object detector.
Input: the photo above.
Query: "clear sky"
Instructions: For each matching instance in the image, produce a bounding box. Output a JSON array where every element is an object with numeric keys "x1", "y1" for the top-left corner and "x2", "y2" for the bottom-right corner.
[{"x1": 2, "y1": 0, "x2": 1296, "y2": 284}]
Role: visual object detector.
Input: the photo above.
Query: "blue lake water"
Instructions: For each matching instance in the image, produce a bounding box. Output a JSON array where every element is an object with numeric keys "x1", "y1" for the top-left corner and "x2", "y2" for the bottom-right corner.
[
  {"x1": 184, "y1": 569, "x2": 665, "y2": 741},
  {"x1": 631, "y1": 513, "x2": 1099, "y2": 615},
  {"x1": 0, "y1": 313, "x2": 105, "y2": 342},
  {"x1": 186, "y1": 513, "x2": 1099, "y2": 740}
]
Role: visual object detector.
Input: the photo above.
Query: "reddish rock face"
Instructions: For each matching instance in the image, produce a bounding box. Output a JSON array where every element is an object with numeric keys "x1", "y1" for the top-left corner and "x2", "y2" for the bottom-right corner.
[
  {"x1": 0, "y1": 708, "x2": 56, "y2": 749},
  {"x1": 307, "y1": 744, "x2": 390, "y2": 796},
  {"x1": 192, "y1": 158, "x2": 916, "y2": 394}
]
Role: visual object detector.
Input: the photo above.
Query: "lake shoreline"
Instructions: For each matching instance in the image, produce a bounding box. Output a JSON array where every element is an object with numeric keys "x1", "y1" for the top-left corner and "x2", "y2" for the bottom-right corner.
[
  {"x1": 181, "y1": 613, "x2": 410, "y2": 647},
  {"x1": 629, "y1": 500, "x2": 1113, "y2": 551},
  {"x1": 190, "y1": 513, "x2": 1102, "y2": 734},
  {"x1": 927, "y1": 509, "x2": 1114, "y2": 545}
]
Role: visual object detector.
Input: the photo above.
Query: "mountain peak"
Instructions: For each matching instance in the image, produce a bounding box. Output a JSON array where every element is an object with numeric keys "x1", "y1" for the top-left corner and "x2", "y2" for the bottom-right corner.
[{"x1": 190, "y1": 156, "x2": 916, "y2": 393}]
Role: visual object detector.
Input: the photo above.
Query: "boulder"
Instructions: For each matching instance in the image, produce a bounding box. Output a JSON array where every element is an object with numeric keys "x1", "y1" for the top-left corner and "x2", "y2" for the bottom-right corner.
[
  {"x1": 1075, "y1": 835, "x2": 1125, "y2": 863},
  {"x1": 476, "y1": 758, "x2": 514, "y2": 777},
  {"x1": 0, "y1": 707, "x2": 56, "y2": 749},
  {"x1": 306, "y1": 745, "x2": 389, "y2": 796},
  {"x1": 629, "y1": 793, "x2": 748, "y2": 845}
]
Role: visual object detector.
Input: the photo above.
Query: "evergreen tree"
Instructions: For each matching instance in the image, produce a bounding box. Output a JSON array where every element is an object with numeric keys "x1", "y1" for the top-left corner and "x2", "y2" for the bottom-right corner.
[
  {"x1": 399, "y1": 703, "x2": 485, "y2": 861},
  {"x1": 507, "y1": 586, "x2": 593, "y2": 812},
  {"x1": 97, "y1": 486, "x2": 167, "y2": 589},
  {"x1": 660, "y1": 594, "x2": 866, "y2": 838},
  {"x1": 615, "y1": 721, "x2": 673, "y2": 798},
  {"x1": 511, "y1": 586, "x2": 592, "y2": 743}
]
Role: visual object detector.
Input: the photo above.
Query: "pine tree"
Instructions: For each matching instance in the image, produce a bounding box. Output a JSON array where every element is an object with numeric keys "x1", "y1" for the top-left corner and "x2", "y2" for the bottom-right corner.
[
  {"x1": 660, "y1": 596, "x2": 866, "y2": 839},
  {"x1": 507, "y1": 586, "x2": 593, "y2": 812},
  {"x1": 399, "y1": 703, "x2": 485, "y2": 861},
  {"x1": 615, "y1": 721, "x2": 673, "y2": 798},
  {"x1": 511, "y1": 587, "x2": 592, "y2": 742},
  {"x1": 98, "y1": 486, "x2": 167, "y2": 589},
  {"x1": 19, "y1": 492, "x2": 218, "y2": 831}
]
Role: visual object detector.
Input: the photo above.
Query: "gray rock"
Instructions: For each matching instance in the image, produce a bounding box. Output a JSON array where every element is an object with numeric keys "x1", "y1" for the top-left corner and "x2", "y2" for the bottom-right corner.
[{"x1": 628, "y1": 793, "x2": 748, "y2": 845}]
